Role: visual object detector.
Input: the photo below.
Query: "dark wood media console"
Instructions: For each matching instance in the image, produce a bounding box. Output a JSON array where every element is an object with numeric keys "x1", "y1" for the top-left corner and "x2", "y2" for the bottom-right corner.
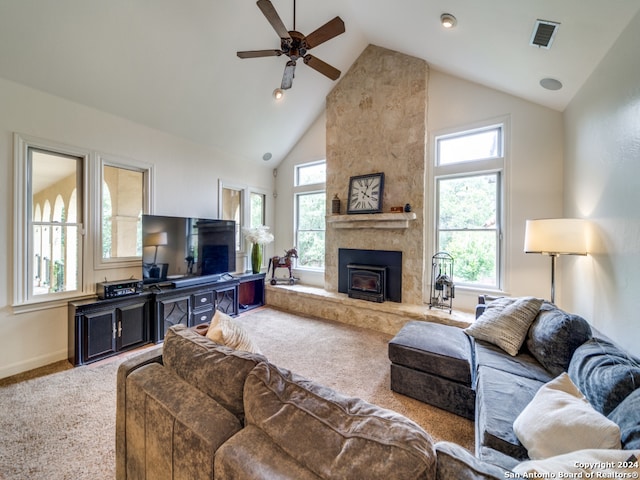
[{"x1": 68, "y1": 272, "x2": 265, "y2": 366}]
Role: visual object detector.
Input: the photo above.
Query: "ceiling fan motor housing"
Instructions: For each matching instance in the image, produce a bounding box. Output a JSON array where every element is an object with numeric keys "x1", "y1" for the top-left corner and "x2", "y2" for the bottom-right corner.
[{"x1": 282, "y1": 31, "x2": 308, "y2": 61}]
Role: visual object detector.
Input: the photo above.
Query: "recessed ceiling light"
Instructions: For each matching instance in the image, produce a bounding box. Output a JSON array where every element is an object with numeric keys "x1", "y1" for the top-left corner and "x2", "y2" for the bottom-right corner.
[
  {"x1": 540, "y1": 78, "x2": 563, "y2": 91},
  {"x1": 273, "y1": 88, "x2": 284, "y2": 100},
  {"x1": 440, "y1": 13, "x2": 457, "y2": 29}
]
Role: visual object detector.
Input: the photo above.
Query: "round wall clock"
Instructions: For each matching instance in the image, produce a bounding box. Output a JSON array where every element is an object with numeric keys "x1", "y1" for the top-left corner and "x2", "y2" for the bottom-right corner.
[{"x1": 347, "y1": 172, "x2": 385, "y2": 214}]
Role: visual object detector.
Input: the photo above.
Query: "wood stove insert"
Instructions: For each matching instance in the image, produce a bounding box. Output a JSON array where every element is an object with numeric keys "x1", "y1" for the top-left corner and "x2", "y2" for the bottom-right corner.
[{"x1": 347, "y1": 264, "x2": 387, "y2": 303}]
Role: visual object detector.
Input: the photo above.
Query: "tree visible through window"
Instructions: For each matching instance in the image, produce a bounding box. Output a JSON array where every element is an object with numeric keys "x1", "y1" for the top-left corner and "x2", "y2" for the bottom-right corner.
[
  {"x1": 437, "y1": 174, "x2": 499, "y2": 286},
  {"x1": 434, "y1": 124, "x2": 504, "y2": 289},
  {"x1": 294, "y1": 161, "x2": 326, "y2": 269}
]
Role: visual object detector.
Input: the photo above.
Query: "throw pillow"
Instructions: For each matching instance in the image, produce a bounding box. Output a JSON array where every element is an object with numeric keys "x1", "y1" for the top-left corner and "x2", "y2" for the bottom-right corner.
[
  {"x1": 526, "y1": 304, "x2": 592, "y2": 376},
  {"x1": 514, "y1": 449, "x2": 640, "y2": 477},
  {"x1": 207, "y1": 310, "x2": 262, "y2": 354},
  {"x1": 568, "y1": 337, "x2": 640, "y2": 416},
  {"x1": 608, "y1": 387, "x2": 640, "y2": 450},
  {"x1": 513, "y1": 372, "x2": 621, "y2": 460},
  {"x1": 464, "y1": 296, "x2": 543, "y2": 356}
]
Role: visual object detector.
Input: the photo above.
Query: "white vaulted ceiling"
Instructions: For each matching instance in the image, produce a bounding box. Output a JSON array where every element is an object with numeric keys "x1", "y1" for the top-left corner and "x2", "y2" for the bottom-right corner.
[{"x1": 0, "y1": 0, "x2": 638, "y2": 167}]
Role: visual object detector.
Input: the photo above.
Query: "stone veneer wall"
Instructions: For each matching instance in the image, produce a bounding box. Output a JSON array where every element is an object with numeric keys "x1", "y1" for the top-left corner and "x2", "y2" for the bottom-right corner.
[{"x1": 325, "y1": 45, "x2": 429, "y2": 304}]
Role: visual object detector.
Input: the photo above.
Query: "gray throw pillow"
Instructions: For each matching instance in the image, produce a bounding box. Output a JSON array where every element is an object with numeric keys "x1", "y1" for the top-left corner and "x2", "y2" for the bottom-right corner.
[
  {"x1": 465, "y1": 296, "x2": 543, "y2": 356},
  {"x1": 608, "y1": 387, "x2": 640, "y2": 450},
  {"x1": 526, "y1": 304, "x2": 592, "y2": 376},
  {"x1": 568, "y1": 337, "x2": 640, "y2": 416}
]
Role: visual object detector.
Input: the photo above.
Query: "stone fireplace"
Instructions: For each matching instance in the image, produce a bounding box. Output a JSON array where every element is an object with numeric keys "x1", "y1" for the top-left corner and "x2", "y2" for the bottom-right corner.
[{"x1": 325, "y1": 45, "x2": 429, "y2": 305}]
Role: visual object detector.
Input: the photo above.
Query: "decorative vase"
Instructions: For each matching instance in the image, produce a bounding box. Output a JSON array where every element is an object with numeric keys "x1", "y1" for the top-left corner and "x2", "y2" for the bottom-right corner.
[{"x1": 251, "y1": 243, "x2": 262, "y2": 274}]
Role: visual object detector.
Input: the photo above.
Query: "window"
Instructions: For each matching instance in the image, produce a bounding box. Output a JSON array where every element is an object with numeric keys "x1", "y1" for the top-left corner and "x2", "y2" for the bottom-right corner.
[
  {"x1": 98, "y1": 158, "x2": 151, "y2": 268},
  {"x1": 14, "y1": 134, "x2": 154, "y2": 307},
  {"x1": 14, "y1": 135, "x2": 88, "y2": 305},
  {"x1": 294, "y1": 161, "x2": 326, "y2": 269},
  {"x1": 250, "y1": 191, "x2": 266, "y2": 228},
  {"x1": 220, "y1": 184, "x2": 244, "y2": 251},
  {"x1": 434, "y1": 123, "x2": 505, "y2": 289}
]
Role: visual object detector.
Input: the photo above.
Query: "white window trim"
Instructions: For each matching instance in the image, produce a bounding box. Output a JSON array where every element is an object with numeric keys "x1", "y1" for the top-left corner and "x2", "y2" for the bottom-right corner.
[
  {"x1": 430, "y1": 116, "x2": 510, "y2": 294},
  {"x1": 13, "y1": 133, "x2": 92, "y2": 310}
]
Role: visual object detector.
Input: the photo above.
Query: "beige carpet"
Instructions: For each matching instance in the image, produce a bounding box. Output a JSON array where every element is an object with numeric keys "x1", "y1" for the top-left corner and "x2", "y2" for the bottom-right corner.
[
  {"x1": 236, "y1": 308, "x2": 474, "y2": 449},
  {"x1": 0, "y1": 306, "x2": 474, "y2": 479}
]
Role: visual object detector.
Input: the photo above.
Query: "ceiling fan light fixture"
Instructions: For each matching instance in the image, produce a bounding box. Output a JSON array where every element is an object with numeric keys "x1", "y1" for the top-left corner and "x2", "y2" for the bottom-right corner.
[
  {"x1": 440, "y1": 13, "x2": 457, "y2": 29},
  {"x1": 273, "y1": 88, "x2": 284, "y2": 100}
]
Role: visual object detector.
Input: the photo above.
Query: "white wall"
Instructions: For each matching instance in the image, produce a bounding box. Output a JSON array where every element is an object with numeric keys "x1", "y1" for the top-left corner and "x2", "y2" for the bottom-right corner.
[
  {"x1": 428, "y1": 70, "x2": 565, "y2": 311},
  {"x1": 275, "y1": 69, "x2": 565, "y2": 312},
  {"x1": 273, "y1": 111, "x2": 327, "y2": 287},
  {"x1": 563, "y1": 10, "x2": 640, "y2": 356},
  {"x1": 0, "y1": 77, "x2": 274, "y2": 379}
]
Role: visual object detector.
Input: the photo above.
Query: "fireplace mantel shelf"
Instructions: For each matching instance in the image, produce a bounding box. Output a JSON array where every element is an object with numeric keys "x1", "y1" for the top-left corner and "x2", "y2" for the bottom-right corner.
[{"x1": 327, "y1": 212, "x2": 417, "y2": 229}]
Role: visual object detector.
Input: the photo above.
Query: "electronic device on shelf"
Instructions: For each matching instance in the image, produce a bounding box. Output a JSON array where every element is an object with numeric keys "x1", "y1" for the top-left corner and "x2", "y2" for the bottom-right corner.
[
  {"x1": 96, "y1": 279, "x2": 143, "y2": 299},
  {"x1": 141, "y1": 214, "x2": 236, "y2": 287}
]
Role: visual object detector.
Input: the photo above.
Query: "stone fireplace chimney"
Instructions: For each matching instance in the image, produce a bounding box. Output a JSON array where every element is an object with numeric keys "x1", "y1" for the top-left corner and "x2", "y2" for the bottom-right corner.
[{"x1": 325, "y1": 45, "x2": 429, "y2": 304}]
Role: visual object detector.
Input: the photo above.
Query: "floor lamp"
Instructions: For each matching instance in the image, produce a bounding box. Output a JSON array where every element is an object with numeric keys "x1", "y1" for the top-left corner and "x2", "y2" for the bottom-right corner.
[{"x1": 524, "y1": 218, "x2": 588, "y2": 304}]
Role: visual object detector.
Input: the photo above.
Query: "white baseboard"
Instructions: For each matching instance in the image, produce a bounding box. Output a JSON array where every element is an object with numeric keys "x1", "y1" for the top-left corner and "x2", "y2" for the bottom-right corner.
[{"x1": 0, "y1": 349, "x2": 68, "y2": 380}]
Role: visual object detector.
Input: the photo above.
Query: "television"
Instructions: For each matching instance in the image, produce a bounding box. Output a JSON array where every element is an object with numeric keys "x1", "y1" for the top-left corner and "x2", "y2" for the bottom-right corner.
[{"x1": 141, "y1": 214, "x2": 236, "y2": 286}]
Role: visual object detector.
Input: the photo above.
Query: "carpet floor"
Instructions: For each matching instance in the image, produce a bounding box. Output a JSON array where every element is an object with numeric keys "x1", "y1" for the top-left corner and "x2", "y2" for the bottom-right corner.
[{"x1": 0, "y1": 306, "x2": 474, "y2": 480}]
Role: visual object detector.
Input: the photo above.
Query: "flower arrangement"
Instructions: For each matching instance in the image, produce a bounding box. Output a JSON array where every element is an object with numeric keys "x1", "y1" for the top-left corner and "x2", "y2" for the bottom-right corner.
[
  {"x1": 243, "y1": 225, "x2": 274, "y2": 245},
  {"x1": 243, "y1": 225, "x2": 274, "y2": 273}
]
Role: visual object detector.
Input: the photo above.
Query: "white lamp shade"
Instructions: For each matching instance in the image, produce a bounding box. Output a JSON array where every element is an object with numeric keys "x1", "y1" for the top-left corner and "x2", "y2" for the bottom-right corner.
[
  {"x1": 144, "y1": 231, "x2": 168, "y2": 247},
  {"x1": 524, "y1": 219, "x2": 588, "y2": 255}
]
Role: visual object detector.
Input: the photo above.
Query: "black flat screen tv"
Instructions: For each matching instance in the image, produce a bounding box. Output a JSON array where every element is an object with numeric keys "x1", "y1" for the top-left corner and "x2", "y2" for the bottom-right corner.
[{"x1": 142, "y1": 214, "x2": 236, "y2": 285}]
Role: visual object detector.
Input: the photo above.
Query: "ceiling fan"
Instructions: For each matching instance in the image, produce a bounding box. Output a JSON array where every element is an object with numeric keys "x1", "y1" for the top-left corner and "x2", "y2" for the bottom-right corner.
[{"x1": 237, "y1": 0, "x2": 345, "y2": 90}]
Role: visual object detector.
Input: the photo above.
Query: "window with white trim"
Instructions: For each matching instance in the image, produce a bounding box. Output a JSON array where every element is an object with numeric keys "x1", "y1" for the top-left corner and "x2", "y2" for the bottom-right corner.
[
  {"x1": 294, "y1": 161, "x2": 326, "y2": 269},
  {"x1": 14, "y1": 135, "x2": 88, "y2": 305},
  {"x1": 14, "y1": 134, "x2": 153, "y2": 307},
  {"x1": 434, "y1": 123, "x2": 505, "y2": 289}
]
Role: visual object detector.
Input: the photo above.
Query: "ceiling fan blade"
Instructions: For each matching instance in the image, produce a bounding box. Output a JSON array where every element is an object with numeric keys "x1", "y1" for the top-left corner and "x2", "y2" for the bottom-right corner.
[
  {"x1": 281, "y1": 61, "x2": 296, "y2": 90},
  {"x1": 237, "y1": 49, "x2": 282, "y2": 59},
  {"x1": 256, "y1": 0, "x2": 292, "y2": 40},
  {"x1": 303, "y1": 55, "x2": 341, "y2": 81},
  {"x1": 305, "y1": 16, "x2": 345, "y2": 49}
]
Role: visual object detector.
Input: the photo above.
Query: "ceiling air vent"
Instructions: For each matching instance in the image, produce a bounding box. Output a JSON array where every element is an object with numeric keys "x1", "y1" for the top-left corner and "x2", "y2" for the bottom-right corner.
[{"x1": 530, "y1": 20, "x2": 560, "y2": 49}]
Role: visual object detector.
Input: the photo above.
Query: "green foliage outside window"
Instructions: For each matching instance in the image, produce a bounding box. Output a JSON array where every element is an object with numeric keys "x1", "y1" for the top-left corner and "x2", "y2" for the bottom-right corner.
[
  {"x1": 297, "y1": 192, "x2": 325, "y2": 268},
  {"x1": 438, "y1": 174, "x2": 498, "y2": 286}
]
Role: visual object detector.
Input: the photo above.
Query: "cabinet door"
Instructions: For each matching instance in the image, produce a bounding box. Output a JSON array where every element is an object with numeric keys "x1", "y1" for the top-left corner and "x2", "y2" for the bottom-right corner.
[
  {"x1": 156, "y1": 295, "x2": 190, "y2": 340},
  {"x1": 215, "y1": 286, "x2": 238, "y2": 316},
  {"x1": 84, "y1": 310, "x2": 117, "y2": 363},
  {"x1": 117, "y1": 301, "x2": 148, "y2": 350}
]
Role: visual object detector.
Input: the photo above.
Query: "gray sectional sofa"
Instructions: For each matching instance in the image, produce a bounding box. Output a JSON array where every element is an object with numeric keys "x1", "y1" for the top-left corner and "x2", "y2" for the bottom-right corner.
[
  {"x1": 117, "y1": 300, "x2": 640, "y2": 479},
  {"x1": 389, "y1": 297, "x2": 640, "y2": 472}
]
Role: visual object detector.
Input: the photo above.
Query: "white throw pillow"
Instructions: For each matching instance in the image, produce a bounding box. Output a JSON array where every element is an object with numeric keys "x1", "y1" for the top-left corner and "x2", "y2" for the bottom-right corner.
[
  {"x1": 206, "y1": 310, "x2": 262, "y2": 354},
  {"x1": 513, "y1": 373, "x2": 621, "y2": 460},
  {"x1": 514, "y1": 449, "x2": 640, "y2": 476},
  {"x1": 465, "y1": 296, "x2": 543, "y2": 356}
]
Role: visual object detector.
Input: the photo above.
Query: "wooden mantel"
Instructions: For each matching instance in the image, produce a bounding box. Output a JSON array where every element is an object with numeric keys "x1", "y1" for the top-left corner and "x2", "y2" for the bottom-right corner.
[{"x1": 326, "y1": 212, "x2": 417, "y2": 230}]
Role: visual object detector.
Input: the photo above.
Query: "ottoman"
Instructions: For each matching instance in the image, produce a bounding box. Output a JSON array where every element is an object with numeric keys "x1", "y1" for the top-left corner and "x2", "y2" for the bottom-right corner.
[{"x1": 388, "y1": 321, "x2": 476, "y2": 420}]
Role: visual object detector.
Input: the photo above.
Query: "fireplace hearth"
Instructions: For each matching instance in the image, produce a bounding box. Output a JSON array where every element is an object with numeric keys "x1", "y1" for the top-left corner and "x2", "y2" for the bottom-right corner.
[{"x1": 338, "y1": 249, "x2": 402, "y2": 302}]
